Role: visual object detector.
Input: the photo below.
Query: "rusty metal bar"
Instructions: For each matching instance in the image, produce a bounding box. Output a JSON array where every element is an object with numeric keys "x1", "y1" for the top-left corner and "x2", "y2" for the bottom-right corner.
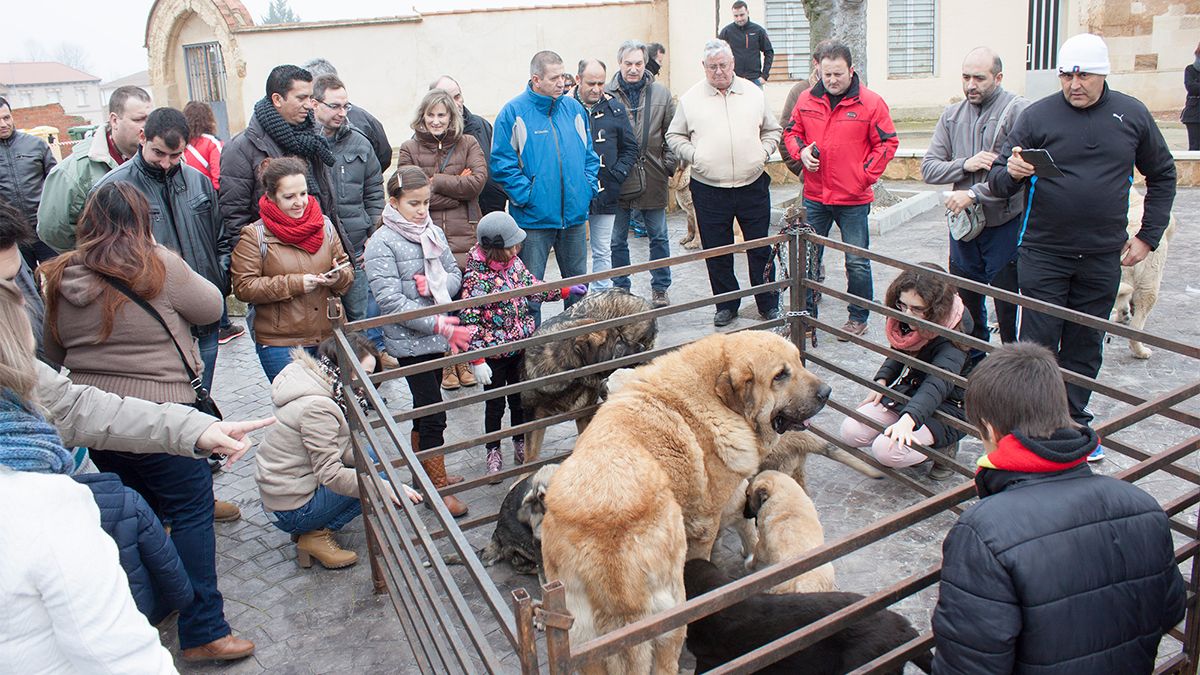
[
  {"x1": 347, "y1": 234, "x2": 789, "y2": 334},
  {"x1": 846, "y1": 632, "x2": 936, "y2": 675},
  {"x1": 513, "y1": 589, "x2": 541, "y2": 674},
  {"x1": 540, "y1": 581, "x2": 573, "y2": 675},
  {"x1": 801, "y1": 231, "x2": 1200, "y2": 359},
  {"x1": 368, "y1": 278, "x2": 789, "y2": 387}
]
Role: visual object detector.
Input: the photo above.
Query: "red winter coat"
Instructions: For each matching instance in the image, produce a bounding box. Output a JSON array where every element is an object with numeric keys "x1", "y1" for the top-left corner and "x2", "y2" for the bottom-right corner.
[
  {"x1": 782, "y1": 75, "x2": 898, "y2": 206},
  {"x1": 185, "y1": 134, "x2": 222, "y2": 190}
]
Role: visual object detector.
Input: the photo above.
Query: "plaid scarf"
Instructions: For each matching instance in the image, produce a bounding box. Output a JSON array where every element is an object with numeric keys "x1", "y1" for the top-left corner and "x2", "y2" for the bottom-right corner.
[
  {"x1": 317, "y1": 355, "x2": 370, "y2": 418},
  {"x1": 253, "y1": 96, "x2": 335, "y2": 169},
  {"x1": 0, "y1": 390, "x2": 73, "y2": 475}
]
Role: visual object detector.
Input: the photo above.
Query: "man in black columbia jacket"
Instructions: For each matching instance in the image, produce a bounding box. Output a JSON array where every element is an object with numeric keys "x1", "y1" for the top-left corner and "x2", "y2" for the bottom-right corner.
[
  {"x1": 988, "y1": 33, "x2": 1175, "y2": 433},
  {"x1": 718, "y1": 0, "x2": 774, "y2": 84},
  {"x1": 92, "y1": 107, "x2": 233, "y2": 392},
  {"x1": 933, "y1": 343, "x2": 1185, "y2": 674}
]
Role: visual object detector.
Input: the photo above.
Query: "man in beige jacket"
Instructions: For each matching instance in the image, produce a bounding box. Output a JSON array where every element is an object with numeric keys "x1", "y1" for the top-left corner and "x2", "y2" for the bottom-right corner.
[{"x1": 667, "y1": 39, "x2": 782, "y2": 327}]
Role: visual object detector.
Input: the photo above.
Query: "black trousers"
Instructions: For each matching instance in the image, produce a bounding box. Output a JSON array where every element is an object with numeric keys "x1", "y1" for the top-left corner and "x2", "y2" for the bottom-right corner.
[
  {"x1": 1187, "y1": 123, "x2": 1200, "y2": 151},
  {"x1": 689, "y1": 172, "x2": 778, "y2": 315},
  {"x1": 1017, "y1": 247, "x2": 1122, "y2": 426},
  {"x1": 951, "y1": 258, "x2": 1019, "y2": 345},
  {"x1": 394, "y1": 353, "x2": 447, "y2": 451},
  {"x1": 483, "y1": 352, "x2": 526, "y2": 449}
]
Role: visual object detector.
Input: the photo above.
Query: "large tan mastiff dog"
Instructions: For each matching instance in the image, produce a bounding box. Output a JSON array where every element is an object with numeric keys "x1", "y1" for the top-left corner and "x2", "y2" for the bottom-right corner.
[{"x1": 541, "y1": 331, "x2": 831, "y2": 673}]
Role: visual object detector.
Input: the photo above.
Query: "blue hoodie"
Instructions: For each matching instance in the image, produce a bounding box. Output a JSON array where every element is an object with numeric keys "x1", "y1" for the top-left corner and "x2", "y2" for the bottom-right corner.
[{"x1": 490, "y1": 83, "x2": 600, "y2": 229}]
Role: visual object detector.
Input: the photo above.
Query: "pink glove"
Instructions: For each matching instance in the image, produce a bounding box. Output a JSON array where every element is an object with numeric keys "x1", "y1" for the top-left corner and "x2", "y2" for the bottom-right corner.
[
  {"x1": 563, "y1": 284, "x2": 588, "y2": 298},
  {"x1": 435, "y1": 315, "x2": 475, "y2": 354},
  {"x1": 413, "y1": 273, "x2": 429, "y2": 297}
]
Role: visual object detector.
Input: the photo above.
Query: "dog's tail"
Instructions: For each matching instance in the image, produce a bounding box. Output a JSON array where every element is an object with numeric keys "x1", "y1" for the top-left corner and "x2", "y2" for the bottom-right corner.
[
  {"x1": 819, "y1": 443, "x2": 885, "y2": 480},
  {"x1": 443, "y1": 541, "x2": 495, "y2": 567}
]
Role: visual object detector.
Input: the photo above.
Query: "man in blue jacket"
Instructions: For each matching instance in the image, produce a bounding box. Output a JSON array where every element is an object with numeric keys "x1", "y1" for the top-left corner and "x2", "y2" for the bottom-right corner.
[{"x1": 491, "y1": 50, "x2": 600, "y2": 315}]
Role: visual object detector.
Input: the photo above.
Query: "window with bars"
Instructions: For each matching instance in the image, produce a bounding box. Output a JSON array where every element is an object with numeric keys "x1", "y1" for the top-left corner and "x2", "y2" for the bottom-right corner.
[
  {"x1": 887, "y1": 0, "x2": 936, "y2": 78},
  {"x1": 764, "y1": 0, "x2": 812, "y2": 81}
]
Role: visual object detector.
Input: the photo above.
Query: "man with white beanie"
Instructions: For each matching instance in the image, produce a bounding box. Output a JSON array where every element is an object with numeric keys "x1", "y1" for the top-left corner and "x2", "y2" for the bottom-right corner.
[{"x1": 987, "y1": 33, "x2": 1176, "y2": 457}]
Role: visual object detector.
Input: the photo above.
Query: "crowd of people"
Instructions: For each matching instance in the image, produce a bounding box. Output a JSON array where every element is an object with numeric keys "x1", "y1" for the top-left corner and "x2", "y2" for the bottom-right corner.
[{"x1": 0, "y1": 3, "x2": 1188, "y2": 668}]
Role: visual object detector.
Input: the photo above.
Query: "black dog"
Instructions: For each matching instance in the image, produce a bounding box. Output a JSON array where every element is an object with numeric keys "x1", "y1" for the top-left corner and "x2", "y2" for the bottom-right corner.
[{"x1": 684, "y1": 559, "x2": 932, "y2": 674}]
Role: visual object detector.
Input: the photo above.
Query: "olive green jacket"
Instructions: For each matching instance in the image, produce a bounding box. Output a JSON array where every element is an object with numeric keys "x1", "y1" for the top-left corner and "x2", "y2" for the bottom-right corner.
[{"x1": 37, "y1": 130, "x2": 120, "y2": 252}]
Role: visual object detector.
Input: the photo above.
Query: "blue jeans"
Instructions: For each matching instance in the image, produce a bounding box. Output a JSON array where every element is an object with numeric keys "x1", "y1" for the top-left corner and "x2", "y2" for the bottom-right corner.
[
  {"x1": 364, "y1": 290, "x2": 386, "y2": 350},
  {"x1": 89, "y1": 450, "x2": 229, "y2": 650},
  {"x1": 196, "y1": 322, "x2": 219, "y2": 393},
  {"x1": 343, "y1": 267, "x2": 370, "y2": 322},
  {"x1": 804, "y1": 199, "x2": 873, "y2": 324},
  {"x1": 517, "y1": 223, "x2": 588, "y2": 321},
  {"x1": 268, "y1": 485, "x2": 363, "y2": 534},
  {"x1": 256, "y1": 344, "x2": 318, "y2": 383},
  {"x1": 612, "y1": 207, "x2": 671, "y2": 292},
  {"x1": 588, "y1": 214, "x2": 616, "y2": 290}
]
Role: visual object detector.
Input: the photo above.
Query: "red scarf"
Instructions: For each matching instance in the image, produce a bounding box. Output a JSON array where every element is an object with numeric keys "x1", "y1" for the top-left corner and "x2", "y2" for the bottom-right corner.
[
  {"x1": 257, "y1": 193, "x2": 325, "y2": 254},
  {"x1": 885, "y1": 294, "x2": 965, "y2": 352}
]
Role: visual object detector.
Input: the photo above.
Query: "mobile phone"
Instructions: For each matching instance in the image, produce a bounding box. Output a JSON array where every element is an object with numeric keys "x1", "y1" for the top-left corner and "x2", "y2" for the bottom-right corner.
[
  {"x1": 325, "y1": 259, "x2": 351, "y2": 277},
  {"x1": 1017, "y1": 148, "x2": 1064, "y2": 177}
]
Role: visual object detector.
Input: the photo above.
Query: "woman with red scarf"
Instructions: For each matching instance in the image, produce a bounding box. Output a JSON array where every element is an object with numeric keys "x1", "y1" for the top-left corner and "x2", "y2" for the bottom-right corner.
[
  {"x1": 839, "y1": 265, "x2": 972, "y2": 480},
  {"x1": 231, "y1": 157, "x2": 355, "y2": 382}
]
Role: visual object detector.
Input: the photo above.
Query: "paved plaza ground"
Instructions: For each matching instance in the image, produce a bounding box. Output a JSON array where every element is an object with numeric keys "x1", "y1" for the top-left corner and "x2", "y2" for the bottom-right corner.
[{"x1": 169, "y1": 182, "x2": 1200, "y2": 673}]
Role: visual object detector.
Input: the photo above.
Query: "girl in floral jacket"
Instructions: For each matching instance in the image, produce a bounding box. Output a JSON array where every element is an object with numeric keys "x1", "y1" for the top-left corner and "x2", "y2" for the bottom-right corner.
[{"x1": 459, "y1": 212, "x2": 586, "y2": 478}]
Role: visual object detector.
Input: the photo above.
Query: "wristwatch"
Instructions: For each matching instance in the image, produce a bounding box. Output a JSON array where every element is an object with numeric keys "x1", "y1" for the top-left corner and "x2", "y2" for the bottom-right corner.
[{"x1": 966, "y1": 188, "x2": 978, "y2": 202}]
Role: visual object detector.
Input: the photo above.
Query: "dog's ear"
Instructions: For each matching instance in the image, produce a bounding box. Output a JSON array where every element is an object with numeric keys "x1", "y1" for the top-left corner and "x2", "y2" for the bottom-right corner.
[
  {"x1": 747, "y1": 484, "x2": 769, "y2": 517},
  {"x1": 716, "y1": 361, "x2": 755, "y2": 415},
  {"x1": 572, "y1": 329, "x2": 608, "y2": 363}
]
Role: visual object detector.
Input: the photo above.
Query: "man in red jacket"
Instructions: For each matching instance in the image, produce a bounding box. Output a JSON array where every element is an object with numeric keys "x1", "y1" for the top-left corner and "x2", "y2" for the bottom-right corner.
[{"x1": 783, "y1": 41, "x2": 897, "y2": 339}]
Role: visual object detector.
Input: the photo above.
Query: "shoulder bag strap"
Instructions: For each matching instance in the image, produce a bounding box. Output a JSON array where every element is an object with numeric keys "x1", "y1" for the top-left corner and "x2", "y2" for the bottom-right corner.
[
  {"x1": 99, "y1": 274, "x2": 203, "y2": 391},
  {"x1": 437, "y1": 143, "x2": 459, "y2": 174},
  {"x1": 638, "y1": 86, "x2": 652, "y2": 157}
]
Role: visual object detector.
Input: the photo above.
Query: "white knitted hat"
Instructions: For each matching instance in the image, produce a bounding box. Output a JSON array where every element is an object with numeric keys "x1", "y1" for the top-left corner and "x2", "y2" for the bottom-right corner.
[{"x1": 1057, "y1": 33, "x2": 1111, "y2": 76}]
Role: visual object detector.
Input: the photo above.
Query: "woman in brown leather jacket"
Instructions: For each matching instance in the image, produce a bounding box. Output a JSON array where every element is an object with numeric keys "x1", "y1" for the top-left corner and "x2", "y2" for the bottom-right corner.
[
  {"x1": 397, "y1": 89, "x2": 488, "y2": 389},
  {"x1": 231, "y1": 157, "x2": 354, "y2": 383}
]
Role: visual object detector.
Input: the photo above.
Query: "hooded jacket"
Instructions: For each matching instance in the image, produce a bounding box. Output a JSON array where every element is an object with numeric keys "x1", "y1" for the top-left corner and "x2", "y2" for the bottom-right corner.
[
  {"x1": 44, "y1": 246, "x2": 224, "y2": 403},
  {"x1": 0, "y1": 130, "x2": 56, "y2": 226},
  {"x1": 605, "y1": 73, "x2": 676, "y2": 209},
  {"x1": 574, "y1": 90, "x2": 638, "y2": 215},
  {"x1": 988, "y1": 84, "x2": 1177, "y2": 255},
  {"x1": 37, "y1": 130, "x2": 120, "y2": 252},
  {"x1": 230, "y1": 215, "x2": 355, "y2": 347},
  {"x1": 783, "y1": 73, "x2": 899, "y2": 206},
  {"x1": 933, "y1": 428, "x2": 1186, "y2": 674},
  {"x1": 328, "y1": 122, "x2": 385, "y2": 260},
  {"x1": 255, "y1": 349, "x2": 369, "y2": 512},
  {"x1": 489, "y1": 83, "x2": 600, "y2": 230},
  {"x1": 72, "y1": 472, "x2": 193, "y2": 623},
  {"x1": 93, "y1": 150, "x2": 233, "y2": 295},
  {"x1": 364, "y1": 223, "x2": 462, "y2": 358},
  {"x1": 922, "y1": 87, "x2": 1028, "y2": 228},
  {"x1": 397, "y1": 129, "x2": 487, "y2": 266}
]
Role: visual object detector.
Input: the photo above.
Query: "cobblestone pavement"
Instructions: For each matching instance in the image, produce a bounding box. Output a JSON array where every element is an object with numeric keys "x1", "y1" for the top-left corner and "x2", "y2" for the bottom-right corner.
[{"x1": 167, "y1": 183, "x2": 1200, "y2": 673}]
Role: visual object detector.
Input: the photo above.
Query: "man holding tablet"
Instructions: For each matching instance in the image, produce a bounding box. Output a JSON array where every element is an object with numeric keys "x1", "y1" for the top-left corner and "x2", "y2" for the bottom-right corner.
[{"x1": 988, "y1": 33, "x2": 1176, "y2": 454}]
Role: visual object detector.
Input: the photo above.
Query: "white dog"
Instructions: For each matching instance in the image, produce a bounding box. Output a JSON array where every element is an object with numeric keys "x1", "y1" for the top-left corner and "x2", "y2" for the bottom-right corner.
[{"x1": 1110, "y1": 190, "x2": 1176, "y2": 359}]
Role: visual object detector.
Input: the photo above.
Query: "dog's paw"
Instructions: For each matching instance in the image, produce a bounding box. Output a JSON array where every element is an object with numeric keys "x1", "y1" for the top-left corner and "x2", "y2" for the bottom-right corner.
[
  {"x1": 682, "y1": 239, "x2": 701, "y2": 250},
  {"x1": 744, "y1": 553, "x2": 756, "y2": 570},
  {"x1": 1131, "y1": 343, "x2": 1152, "y2": 360}
]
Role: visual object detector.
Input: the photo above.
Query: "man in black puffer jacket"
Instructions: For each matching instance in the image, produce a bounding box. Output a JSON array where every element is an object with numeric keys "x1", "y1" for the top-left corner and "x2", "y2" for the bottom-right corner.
[
  {"x1": 74, "y1": 472, "x2": 194, "y2": 624},
  {"x1": 932, "y1": 343, "x2": 1185, "y2": 674}
]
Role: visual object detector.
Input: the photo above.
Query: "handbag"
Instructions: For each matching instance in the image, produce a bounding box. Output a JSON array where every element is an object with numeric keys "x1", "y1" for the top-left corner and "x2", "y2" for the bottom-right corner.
[
  {"x1": 99, "y1": 275, "x2": 223, "y2": 419},
  {"x1": 948, "y1": 94, "x2": 1021, "y2": 243},
  {"x1": 619, "y1": 85, "x2": 654, "y2": 200}
]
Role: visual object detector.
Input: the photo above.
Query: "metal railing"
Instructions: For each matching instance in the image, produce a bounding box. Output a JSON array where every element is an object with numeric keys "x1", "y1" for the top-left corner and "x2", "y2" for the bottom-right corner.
[{"x1": 330, "y1": 216, "x2": 1199, "y2": 674}]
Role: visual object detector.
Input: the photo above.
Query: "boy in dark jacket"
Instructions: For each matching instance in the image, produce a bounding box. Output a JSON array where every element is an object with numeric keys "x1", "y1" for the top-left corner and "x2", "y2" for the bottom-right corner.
[{"x1": 932, "y1": 343, "x2": 1185, "y2": 674}]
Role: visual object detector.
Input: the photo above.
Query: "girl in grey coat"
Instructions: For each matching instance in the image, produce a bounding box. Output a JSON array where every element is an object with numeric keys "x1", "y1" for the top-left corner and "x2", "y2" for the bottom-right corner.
[{"x1": 364, "y1": 166, "x2": 473, "y2": 517}]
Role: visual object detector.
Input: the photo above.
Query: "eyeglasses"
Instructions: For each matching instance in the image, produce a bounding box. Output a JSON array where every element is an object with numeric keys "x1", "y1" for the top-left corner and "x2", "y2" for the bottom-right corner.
[
  {"x1": 318, "y1": 100, "x2": 354, "y2": 113},
  {"x1": 704, "y1": 62, "x2": 733, "y2": 72},
  {"x1": 896, "y1": 300, "x2": 928, "y2": 316}
]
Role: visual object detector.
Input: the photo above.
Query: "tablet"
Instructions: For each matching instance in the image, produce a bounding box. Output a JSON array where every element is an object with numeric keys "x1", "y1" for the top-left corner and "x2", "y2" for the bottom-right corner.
[{"x1": 1018, "y1": 148, "x2": 1065, "y2": 178}]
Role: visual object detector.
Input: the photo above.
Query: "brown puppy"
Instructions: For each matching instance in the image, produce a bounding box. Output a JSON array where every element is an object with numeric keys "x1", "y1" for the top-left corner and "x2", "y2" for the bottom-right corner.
[
  {"x1": 542, "y1": 331, "x2": 831, "y2": 674},
  {"x1": 744, "y1": 470, "x2": 836, "y2": 594}
]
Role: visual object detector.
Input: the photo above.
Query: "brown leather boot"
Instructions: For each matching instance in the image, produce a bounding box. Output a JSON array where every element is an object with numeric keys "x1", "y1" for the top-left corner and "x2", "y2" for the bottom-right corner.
[
  {"x1": 295, "y1": 529, "x2": 358, "y2": 569},
  {"x1": 422, "y1": 455, "x2": 468, "y2": 517},
  {"x1": 181, "y1": 634, "x2": 255, "y2": 662},
  {"x1": 213, "y1": 499, "x2": 241, "y2": 522},
  {"x1": 411, "y1": 431, "x2": 462, "y2": 484},
  {"x1": 456, "y1": 361, "x2": 477, "y2": 386},
  {"x1": 440, "y1": 365, "x2": 460, "y2": 390}
]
